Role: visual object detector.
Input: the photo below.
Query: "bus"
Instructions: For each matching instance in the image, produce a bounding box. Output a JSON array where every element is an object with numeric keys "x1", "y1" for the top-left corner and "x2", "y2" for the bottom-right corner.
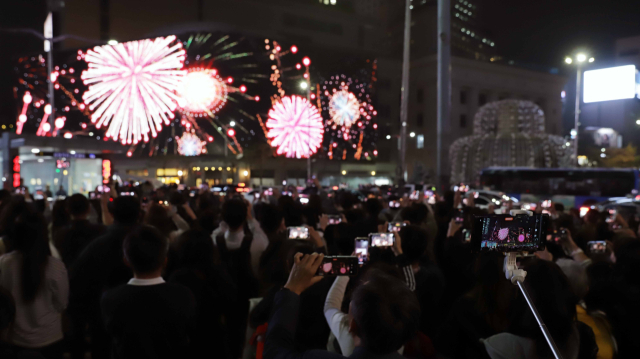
[{"x1": 479, "y1": 167, "x2": 640, "y2": 208}]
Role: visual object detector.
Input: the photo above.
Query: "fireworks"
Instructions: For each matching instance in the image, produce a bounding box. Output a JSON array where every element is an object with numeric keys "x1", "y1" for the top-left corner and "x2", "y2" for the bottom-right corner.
[
  {"x1": 176, "y1": 131, "x2": 207, "y2": 156},
  {"x1": 329, "y1": 89, "x2": 360, "y2": 129},
  {"x1": 81, "y1": 35, "x2": 186, "y2": 145},
  {"x1": 266, "y1": 96, "x2": 323, "y2": 159},
  {"x1": 177, "y1": 68, "x2": 228, "y2": 117}
]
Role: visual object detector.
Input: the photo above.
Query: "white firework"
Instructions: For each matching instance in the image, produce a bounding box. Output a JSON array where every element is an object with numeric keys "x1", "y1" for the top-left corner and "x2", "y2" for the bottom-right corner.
[
  {"x1": 176, "y1": 132, "x2": 207, "y2": 156},
  {"x1": 82, "y1": 35, "x2": 186, "y2": 144},
  {"x1": 329, "y1": 89, "x2": 360, "y2": 129}
]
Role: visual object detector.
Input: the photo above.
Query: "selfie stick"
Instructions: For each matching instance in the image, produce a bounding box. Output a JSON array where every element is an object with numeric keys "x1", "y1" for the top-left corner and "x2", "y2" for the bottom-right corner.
[{"x1": 505, "y1": 210, "x2": 563, "y2": 359}]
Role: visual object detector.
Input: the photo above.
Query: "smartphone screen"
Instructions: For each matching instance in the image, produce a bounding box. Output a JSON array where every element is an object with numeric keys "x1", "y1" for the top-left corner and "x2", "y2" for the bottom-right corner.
[
  {"x1": 288, "y1": 226, "x2": 309, "y2": 240},
  {"x1": 472, "y1": 213, "x2": 549, "y2": 252},
  {"x1": 410, "y1": 191, "x2": 419, "y2": 200},
  {"x1": 542, "y1": 200, "x2": 551, "y2": 208},
  {"x1": 588, "y1": 241, "x2": 607, "y2": 254},
  {"x1": 388, "y1": 222, "x2": 405, "y2": 232},
  {"x1": 454, "y1": 209, "x2": 465, "y2": 224},
  {"x1": 389, "y1": 200, "x2": 400, "y2": 208},
  {"x1": 316, "y1": 256, "x2": 358, "y2": 276},
  {"x1": 300, "y1": 197, "x2": 309, "y2": 204},
  {"x1": 328, "y1": 215, "x2": 342, "y2": 225},
  {"x1": 606, "y1": 209, "x2": 616, "y2": 223},
  {"x1": 355, "y1": 238, "x2": 369, "y2": 265},
  {"x1": 463, "y1": 229, "x2": 471, "y2": 243},
  {"x1": 369, "y1": 233, "x2": 395, "y2": 247}
]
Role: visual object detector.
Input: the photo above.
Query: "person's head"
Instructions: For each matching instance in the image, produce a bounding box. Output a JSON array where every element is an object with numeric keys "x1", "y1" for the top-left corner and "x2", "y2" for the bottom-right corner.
[
  {"x1": 349, "y1": 270, "x2": 421, "y2": 354},
  {"x1": 556, "y1": 258, "x2": 589, "y2": 300},
  {"x1": 259, "y1": 203, "x2": 284, "y2": 236},
  {"x1": 67, "y1": 194, "x2": 90, "y2": 220},
  {"x1": 11, "y1": 205, "x2": 49, "y2": 302},
  {"x1": 511, "y1": 259, "x2": 576, "y2": 355},
  {"x1": 399, "y1": 224, "x2": 430, "y2": 263},
  {"x1": 584, "y1": 208, "x2": 600, "y2": 225},
  {"x1": 222, "y1": 198, "x2": 247, "y2": 231},
  {"x1": 554, "y1": 202, "x2": 565, "y2": 213},
  {"x1": 172, "y1": 229, "x2": 219, "y2": 272},
  {"x1": 143, "y1": 203, "x2": 174, "y2": 234},
  {"x1": 59, "y1": 185, "x2": 64, "y2": 190},
  {"x1": 364, "y1": 198, "x2": 383, "y2": 218},
  {"x1": 110, "y1": 196, "x2": 141, "y2": 225},
  {"x1": 612, "y1": 238, "x2": 640, "y2": 287},
  {"x1": 123, "y1": 225, "x2": 168, "y2": 276}
]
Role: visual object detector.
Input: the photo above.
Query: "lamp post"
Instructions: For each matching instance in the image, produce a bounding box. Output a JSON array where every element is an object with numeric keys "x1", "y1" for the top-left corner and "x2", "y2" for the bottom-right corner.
[
  {"x1": 302, "y1": 57, "x2": 312, "y2": 181},
  {"x1": 565, "y1": 53, "x2": 594, "y2": 166}
]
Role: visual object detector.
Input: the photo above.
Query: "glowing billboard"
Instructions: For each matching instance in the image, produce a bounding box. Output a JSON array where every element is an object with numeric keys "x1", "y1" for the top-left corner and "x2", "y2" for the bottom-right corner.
[{"x1": 583, "y1": 65, "x2": 638, "y2": 103}]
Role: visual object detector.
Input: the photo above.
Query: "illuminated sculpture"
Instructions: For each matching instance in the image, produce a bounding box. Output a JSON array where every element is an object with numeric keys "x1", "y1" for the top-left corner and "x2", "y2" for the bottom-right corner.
[
  {"x1": 82, "y1": 35, "x2": 186, "y2": 145},
  {"x1": 176, "y1": 131, "x2": 207, "y2": 156},
  {"x1": 329, "y1": 89, "x2": 360, "y2": 129},
  {"x1": 177, "y1": 68, "x2": 228, "y2": 117},
  {"x1": 266, "y1": 95, "x2": 323, "y2": 158},
  {"x1": 449, "y1": 100, "x2": 572, "y2": 184}
]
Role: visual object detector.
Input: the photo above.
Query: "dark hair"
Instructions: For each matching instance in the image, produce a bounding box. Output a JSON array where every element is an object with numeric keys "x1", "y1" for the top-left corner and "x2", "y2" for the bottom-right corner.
[
  {"x1": 12, "y1": 206, "x2": 50, "y2": 302},
  {"x1": 172, "y1": 229, "x2": 219, "y2": 274},
  {"x1": 399, "y1": 224, "x2": 429, "y2": 263},
  {"x1": 259, "y1": 204, "x2": 283, "y2": 235},
  {"x1": 67, "y1": 193, "x2": 90, "y2": 217},
  {"x1": 0, "y1": 287, "x2": 15, "y2": 331},
  {"x1": 351, "y1": 270, "x2": 421, "y2": 354},
  {"x1": 402, "y1": 204, "x2": 428, "y2": 225},
  {"x1": 51, "y1": 198, "x2": 70, "y2": 231},
  {"x1": 364, "y1": 198, "x2": 383, "y2": 217},
  {"x1": 554, "y1": 202, "x2": 565, "y2": 212},
  {"x1": 143, "y1": 203, "x2": 174, "y2": 234},
  {"x1": 511, "y1": 259, "x2": 576, "y2": 356},
  {"x1": 110, "y1": 196, "x2": 141, "y2": 225},
  {"x1": 222, "y1": 198, "x2": 247, "y2": 230},
  {"x1": 278, "y1": 196, "x2": 303, "y2": 226},
  {"x1": 123, "y1": 225, "x2": 168, "y2": 274}
]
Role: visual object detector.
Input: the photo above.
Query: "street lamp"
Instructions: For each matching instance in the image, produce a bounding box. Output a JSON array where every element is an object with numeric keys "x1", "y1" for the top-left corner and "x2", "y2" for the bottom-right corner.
[
  {"x1": 302, "y1": 56, "x2": 312, "y2": 181},
  {"x1": 564, "y1": 52, "x2": 594, "y2": 166}
]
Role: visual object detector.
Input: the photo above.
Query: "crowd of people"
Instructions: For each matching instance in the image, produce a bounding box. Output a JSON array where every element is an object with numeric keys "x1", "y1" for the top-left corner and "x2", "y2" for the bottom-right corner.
[{"x1": 0, "y1": 181, "x2": 638, "y2": 359}]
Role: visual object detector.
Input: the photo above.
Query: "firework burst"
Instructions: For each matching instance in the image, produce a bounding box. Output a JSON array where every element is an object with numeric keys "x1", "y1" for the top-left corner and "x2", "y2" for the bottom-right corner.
[
  {"x1": 81, "y1": 35, "x2": 186, "y2": 145},
  {"x1": 328, "y1": 88, "x2": 360, "y2": 129},
  {"x1": 266, "y1": 95, "x2": 324, "y2": 159},
  {"x1": 176, "y1": 131, "x2": 207, "y2": 156}
]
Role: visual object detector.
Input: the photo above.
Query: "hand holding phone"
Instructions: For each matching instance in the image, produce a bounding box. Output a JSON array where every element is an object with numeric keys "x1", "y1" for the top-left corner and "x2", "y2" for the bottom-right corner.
[
  {"x1": 588, "y1": 241, "x2": 607, "y2": 254},
  {"x1": 288, "y1": 226, "x2": 309, "y2": 240},
  {"x1": 369, "y1": 233, "x2": 395, "y2": 247},
  {"x1": 388, "y1": 222, "x2": 405, "y2": 232},
  {"x1": 355, "y1": 238, "x2": 369, "y2": 265},
  {"x1": 316, "y1": 256, "x2": 358, "y2": 276}
]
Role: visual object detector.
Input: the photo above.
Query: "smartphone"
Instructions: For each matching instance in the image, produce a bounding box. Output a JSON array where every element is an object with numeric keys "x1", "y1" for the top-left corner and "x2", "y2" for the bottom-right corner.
[
  {"x1": 355, "y1": 238, "x2": 369, "y2": 265},
  {"x1": 288, "y1": 226, "x2": 309, "y2": 240},
  {"x1": 369, "y1": 232, "x2": 395, "y2": 247},
  {"x1": 282, "y1": 191, "x2": 292, "y2": 196},
  {"x1": 89, "y1": 192, "x2": 96, "y2": 199},
  {"x1": 588, "y1": 240, "x2": 607, "y2": 254},
  {"x1": 606, "y1": 209, "x2": 616, "y2": 223},
  {"x1": 579, "y1": 206, "x2": 590, "y2": 218},
  {"x1": 328, "y1": 215, "x2": 342, "y2": 225},
  {"x1": 471, "y1": 213, "x2": 549, "y2": 252},
  {"x1": 120, "y1": 192, "x2": 134, "y2": 197},
  {"x1": 541, "y1": 200, "x2": 552, "y2": 208},
  {"x1": 388, "y1": 222, "x2": 406, "y2": 232},
  {"x1": 316, "y1": 256, "x2": 358, "y2": 276},
  {"x1": 300, "y1": 197, "x2": 309, "y2": 204},
  {"x1": 454, "y1": 209, "x2": 465, "y2": 224},
  {"x1": 255, "y1": 193, "x2": 261, "y2": 199},
  {"x1": 410, "y1": 191, "x2": 419, "y2": 200},
  {"x1": 463, "y1": 229, "x2": 471, "y2": 243},
  {"x1": 389, "y1": 200, "x2": 400, "y2": 208}
]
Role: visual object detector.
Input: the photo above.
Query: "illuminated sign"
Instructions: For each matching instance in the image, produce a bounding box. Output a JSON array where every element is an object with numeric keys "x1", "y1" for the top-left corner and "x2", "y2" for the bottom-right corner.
[
  {"x1": 12, "y1": 156, "x2": 20, "y2": 188},
  {"x1": 102, "y1": 159, "x2": 111, "y2": 184},
  {"x1": 583, "y1": 65, "x2": 638, "y2": 103}
]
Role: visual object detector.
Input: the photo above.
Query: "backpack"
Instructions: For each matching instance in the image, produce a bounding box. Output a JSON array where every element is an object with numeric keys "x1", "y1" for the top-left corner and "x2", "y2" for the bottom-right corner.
[{"x1": 215, "y1": 223, "x2": 259, "y2": 299}]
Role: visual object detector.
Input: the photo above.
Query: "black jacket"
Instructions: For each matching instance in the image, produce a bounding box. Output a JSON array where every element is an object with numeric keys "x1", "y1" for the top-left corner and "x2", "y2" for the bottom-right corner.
[
  {"x1": 264, "y1": 289, "x2": 405, "y2": 359},
  {"x1": 53, "y1": 219, "x2": 106, "y2": 268}
]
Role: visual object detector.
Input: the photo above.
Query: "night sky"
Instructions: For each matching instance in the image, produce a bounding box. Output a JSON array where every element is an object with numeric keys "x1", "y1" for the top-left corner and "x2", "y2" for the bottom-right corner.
[{"x1": 476, "y1": 0, "x2": 640, "y2": 69}]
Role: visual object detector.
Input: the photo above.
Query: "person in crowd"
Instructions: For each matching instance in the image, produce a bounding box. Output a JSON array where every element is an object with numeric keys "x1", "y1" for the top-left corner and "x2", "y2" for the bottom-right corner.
[
  {"x1": 44, "y1": 185, "x2": 53, "y2": 199},
  {"x1": 0, "y1": 203, "x2": 68, "y2": 359},
  {"x1": 101, "y1": 225, "x2": 196, "y2": 359},
  {"x1": 258, "y1": 203, "x2": 286, "y2": 243},
  {"x1": 483, "y1": 259, "x2": 598, "y2": 359},
  {"x1": 53, "y1": 194, "x2": 106, "y2": 268},
  {"x1": 265, "y1": 252, "x2": 421, "y2": 359},
  {"x1": 55, "y1": 186, "x2": 67, "y2": 197},
  {"x1": 49, "y1": 199, "x2": 69, "y2": 240},
  {"x1": 68, "y1": 196, "x2": 141, "y2": 359},
  {"x1": 143, "y1": 202, "x2": 190, "y2": 241},
  {"x1": 168, "y1": 229, "x2": 236, "y2": 358}
]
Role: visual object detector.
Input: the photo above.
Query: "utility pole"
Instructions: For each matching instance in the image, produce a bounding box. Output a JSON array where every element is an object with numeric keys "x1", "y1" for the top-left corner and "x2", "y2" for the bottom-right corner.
[
  {"x1": 573, "y1": 64, "x2": 582, "y2": 165},
  {"x1": 398, "y1": 0, "x2": 411, "y2": 185},
  {"x1": 44, "y1": 12, "x2": 55, "y2": 134},
  {"x1": 437, "y1": 0, "x2": 451, "y2": 191}
]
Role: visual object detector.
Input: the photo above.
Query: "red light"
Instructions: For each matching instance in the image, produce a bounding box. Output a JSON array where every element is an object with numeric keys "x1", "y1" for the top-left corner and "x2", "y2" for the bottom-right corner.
[
  {"x1": 254, "y1": 96, "x2": 260, "y2": 102},
  {"x1": 63, "y1": 132, "x2": 73, "y2": 139},
  {"x1": 208, "y1": 136, "x2": 214, "y2": 142},
  {"x1": 373, "y1": 124, "x2": 378, "y2": 129},
  {"x1": 276, "y1": 46, "x2": 281, "y2": 52},
  {"x1": 303, "y1": 73, "x2": 309, "y2": 79},
  {"x1": 296, "y1": 63, "x2": 301, "y2": 70},
  {"x1": 239, "y1": 85, "x2": 247, "y2": 93},
  {"x1": 302, "y1": 57, "x2": 311, "y2": 66},
  {"x1": 227, "y1": 77, "x2": 233, "y2": 84},
  {"x1": 81, "y1": 123, "x2": 87, "y2": 129},
  {"x1": 290, "y1": 45, "x2": 298, "y2": 53},
  {"x1": 332, "y1": 142, "x2": 337, "y2": 148},
  {"x1": 127, "y1": 151, "x2": 132, "y2": 157},
  {"x1": 227, "y1": 128, "x2": 236, "y2": 137},
  {"x1": 238, "y1": 183, "x2": 246, "y2": 187},
  {"x1": 373, "y1": 150, "x2": 378, "y2": 156},
  {"x1": 310, "y1": 94, "x2": 316, "y2": 99}
]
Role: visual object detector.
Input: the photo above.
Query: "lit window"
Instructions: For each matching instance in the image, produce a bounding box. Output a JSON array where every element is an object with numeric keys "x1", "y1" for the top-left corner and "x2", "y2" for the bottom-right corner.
[{"x1": 417, "y1": 135, "x2": 424, "y2": 149}]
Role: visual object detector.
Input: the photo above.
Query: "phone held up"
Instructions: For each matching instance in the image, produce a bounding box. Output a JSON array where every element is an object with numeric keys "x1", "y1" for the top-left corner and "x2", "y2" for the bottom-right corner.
[
  {"x1": 388, "y1": 222, "x2": 406, "y2": 233},
  {"x1": 327, "y1": 215, "x2": 342, "y2": 225},
  {"x1": 287, "y1": 226, "x2": 309, "y2": 240},
  {"x1": 471, "y1": 213, "x2": 549, "y2": 253},
  {"x1": 355, "y1": 237, "x2": 369, "y2": 265},
  {"x1": 316, "y1": 256, "x2": 358, "y2": 276},
  {"x1": 369, "y1": 232, "x2": 395, "y2": 247},
  {"x1": 588, "y1": 241, "x2": 607, "y2": 254}
]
